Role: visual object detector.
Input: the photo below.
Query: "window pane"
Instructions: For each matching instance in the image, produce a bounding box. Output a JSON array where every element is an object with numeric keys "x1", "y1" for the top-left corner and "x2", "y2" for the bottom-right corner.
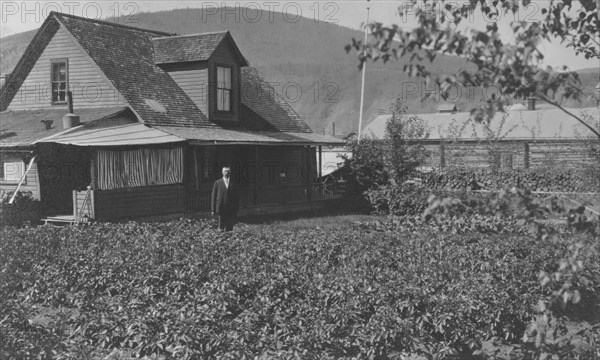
[
  {"x1": 218, "y1": 89, "x2": 231, "y2": 111},
  {"x1": 52, "y1": 63, "x2": 60, "y2": 81},
  {"x1": 59, "y1": 64, "x2": 66, "y2": 81},
  {"x1": 222, "y1": 90, "x2": 230, "y2": 111},
  {"x1": 217, "y1": 66, "x2": 231, "y2": 89}
]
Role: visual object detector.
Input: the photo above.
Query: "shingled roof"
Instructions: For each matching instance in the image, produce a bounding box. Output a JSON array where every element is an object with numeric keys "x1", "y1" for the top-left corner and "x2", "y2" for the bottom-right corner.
[
  {"x1": 54, "y1": 13, "x2": 214, "y2": 128},
  {"x1": 1, "y1": 12, "x2": 315, "y2": 135},
  {"x1": 153, "y1": 32, "x2": 248, "y2": 66}
]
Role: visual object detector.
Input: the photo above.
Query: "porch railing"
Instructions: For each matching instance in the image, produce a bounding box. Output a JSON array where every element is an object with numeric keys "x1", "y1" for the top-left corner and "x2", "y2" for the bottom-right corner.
[{"x1": 186, "y1": 182, "x2": 346, "y2": 212}]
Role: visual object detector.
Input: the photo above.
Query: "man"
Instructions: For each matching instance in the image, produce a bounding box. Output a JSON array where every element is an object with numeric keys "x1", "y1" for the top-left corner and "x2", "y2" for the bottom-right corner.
[{"x1": 211, "y1": 166, "x2": 240, "y2": 231}]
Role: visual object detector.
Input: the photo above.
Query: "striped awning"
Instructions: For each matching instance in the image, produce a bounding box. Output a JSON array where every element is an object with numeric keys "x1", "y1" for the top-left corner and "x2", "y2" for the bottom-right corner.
[{"x1": 36, "y1": 123, "x2": 185, "y2": 146}]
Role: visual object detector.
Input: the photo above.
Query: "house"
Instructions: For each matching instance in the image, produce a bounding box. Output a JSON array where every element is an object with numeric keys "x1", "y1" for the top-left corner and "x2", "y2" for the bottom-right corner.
[
  {"x1": 0, "y1": 12, "x2": 343, "y2": 222},
  {"x1": 363, "y1": 101, "x2": 599, "y2": 171}
]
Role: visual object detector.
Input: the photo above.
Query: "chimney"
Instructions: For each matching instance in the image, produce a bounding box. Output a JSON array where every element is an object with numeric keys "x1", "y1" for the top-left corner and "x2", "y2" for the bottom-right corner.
[
  {"x1": 332, "y1": 122, "x2": 335, "y2": 136},
  {"x1": 527, "y1": 96, "x2": 536, "y2": 111},
  {"x1": 62, "y1": 91, "x2": 80, "y2": 129}
]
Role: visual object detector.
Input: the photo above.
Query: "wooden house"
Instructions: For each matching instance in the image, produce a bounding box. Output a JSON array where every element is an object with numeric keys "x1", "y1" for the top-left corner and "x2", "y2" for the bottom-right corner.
[
  {"x1": 0, "y1": 12, "x2": 343, "y2": 222},
  {"x1": 363, "y1": 102, "x2": 600, "y2": 171}
]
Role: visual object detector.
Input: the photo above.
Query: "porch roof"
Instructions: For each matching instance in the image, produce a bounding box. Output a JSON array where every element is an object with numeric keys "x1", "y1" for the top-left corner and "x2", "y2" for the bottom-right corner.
[
  {"x1": 157, "y1": 126, "x2": 345, "y2": 146},
  {"x1": 37, "y1": 123, "x2": 185, "y2": 146},
  {"x1": 0, "y1": 107, "x2": 129, "y2": 148}
]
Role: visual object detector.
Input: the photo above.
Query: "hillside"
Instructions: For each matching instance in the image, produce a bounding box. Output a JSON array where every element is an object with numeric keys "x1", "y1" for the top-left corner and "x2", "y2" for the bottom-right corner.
[{"x1": 1, "y1": 8, "x2": 597, "y2": 135}]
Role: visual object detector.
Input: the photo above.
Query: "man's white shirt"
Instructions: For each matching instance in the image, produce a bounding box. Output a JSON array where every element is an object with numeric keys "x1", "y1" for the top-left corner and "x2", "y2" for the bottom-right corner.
[{"x1": 224, "y1": 177, "x2": 229, "y2": 189}]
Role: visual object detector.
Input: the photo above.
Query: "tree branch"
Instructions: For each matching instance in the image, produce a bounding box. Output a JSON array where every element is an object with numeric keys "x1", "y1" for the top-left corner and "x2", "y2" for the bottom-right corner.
[{"x1": 536, "y1": 93, "x2": 600, "y2": 139}]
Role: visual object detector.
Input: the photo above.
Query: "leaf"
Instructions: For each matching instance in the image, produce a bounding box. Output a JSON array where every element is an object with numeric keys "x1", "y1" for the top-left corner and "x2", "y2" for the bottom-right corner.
[{"x1": 533, "y1": 300, "x2": 546, "y2": 313}]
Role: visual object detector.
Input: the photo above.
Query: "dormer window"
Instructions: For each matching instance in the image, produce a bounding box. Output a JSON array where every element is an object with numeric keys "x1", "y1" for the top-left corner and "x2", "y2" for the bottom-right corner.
[
  {"x1": 217, "y1": 66, "x2": 232, "y2": 112},
  {"x1": 51, "y1": 58, "x2": 68, "y2": 104}
]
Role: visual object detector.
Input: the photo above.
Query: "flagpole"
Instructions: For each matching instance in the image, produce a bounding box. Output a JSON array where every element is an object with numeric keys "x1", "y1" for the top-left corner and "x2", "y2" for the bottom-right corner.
[{"x1": 357, "y1": 3, "x2": 370, "y2": 140}]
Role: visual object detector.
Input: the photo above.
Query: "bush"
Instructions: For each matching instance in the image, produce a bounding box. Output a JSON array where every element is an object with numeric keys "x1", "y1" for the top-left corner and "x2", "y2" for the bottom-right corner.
[{"x1": 0, "y1": 191, "x2": 41, "y2": 227}]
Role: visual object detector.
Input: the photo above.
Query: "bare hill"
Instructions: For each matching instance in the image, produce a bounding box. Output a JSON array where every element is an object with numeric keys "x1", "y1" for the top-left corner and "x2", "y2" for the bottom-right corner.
[{"x1": 1, "y1": 8, "x2": 597, "y2": 135}]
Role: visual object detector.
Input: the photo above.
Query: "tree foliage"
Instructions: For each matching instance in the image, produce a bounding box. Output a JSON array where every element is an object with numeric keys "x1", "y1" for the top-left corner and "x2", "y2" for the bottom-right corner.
[
  {"x1": 386, "y1": 98, "x2": 431, "y2": 183},
  {"x1": 348, "y1": 0, "x2": 600, "y2": 137},
  {"x1": 343, "y1": 98, "x2": 430, "y2": 192}
]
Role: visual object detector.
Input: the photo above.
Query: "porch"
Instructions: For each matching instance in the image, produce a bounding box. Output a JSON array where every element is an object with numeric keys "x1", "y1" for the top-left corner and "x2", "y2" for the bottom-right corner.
[{"x1": 60, "y1": 181, "x2": 345, "y2": 223}]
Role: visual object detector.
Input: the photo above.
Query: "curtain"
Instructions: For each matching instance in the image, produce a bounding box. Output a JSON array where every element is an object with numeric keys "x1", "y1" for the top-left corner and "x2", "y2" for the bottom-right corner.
[{"x1": 96, "y1": 147, "x2": 183, "y2": 190}]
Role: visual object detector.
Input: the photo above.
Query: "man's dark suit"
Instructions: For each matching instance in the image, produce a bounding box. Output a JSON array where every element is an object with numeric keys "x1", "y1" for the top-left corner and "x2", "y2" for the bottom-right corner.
[{"x1": 211, "y1": 178, "x2": 239, "y2": 231}]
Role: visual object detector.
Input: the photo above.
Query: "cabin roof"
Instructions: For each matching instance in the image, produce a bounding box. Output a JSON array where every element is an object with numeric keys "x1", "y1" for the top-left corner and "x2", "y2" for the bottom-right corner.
[
  {"x1": 364, "y1": 106, "x2": 600, "y2": 141},
  {"x1": 1, "y1": 12, "x2": 317, "y2": 137}
]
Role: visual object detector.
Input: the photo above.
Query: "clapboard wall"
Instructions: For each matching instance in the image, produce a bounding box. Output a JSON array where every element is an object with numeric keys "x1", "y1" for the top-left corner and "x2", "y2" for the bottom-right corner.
[{"x1": 7, "y1": 26, "x2": 125, "y2": 110}]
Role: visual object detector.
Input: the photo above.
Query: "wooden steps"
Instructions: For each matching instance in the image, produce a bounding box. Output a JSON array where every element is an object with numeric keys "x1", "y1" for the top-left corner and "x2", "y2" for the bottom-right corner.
[{"x1": 42, "y1": 215, "x2": 77, "y2": 225}]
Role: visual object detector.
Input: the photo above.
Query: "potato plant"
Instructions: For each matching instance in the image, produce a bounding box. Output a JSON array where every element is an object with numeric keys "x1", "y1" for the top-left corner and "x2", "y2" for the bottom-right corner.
[{"x1": 1, "y1": 215, "x2": 598, "y2": 359}]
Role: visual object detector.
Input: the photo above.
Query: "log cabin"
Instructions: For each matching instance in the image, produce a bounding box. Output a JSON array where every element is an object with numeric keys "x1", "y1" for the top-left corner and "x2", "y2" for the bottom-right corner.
[
  {"x1": 0, "y1": 12, "x2": 343, "y2": 223},
  {"x1": 363, "y1": 100, "x2": 600, "y2": 172}
]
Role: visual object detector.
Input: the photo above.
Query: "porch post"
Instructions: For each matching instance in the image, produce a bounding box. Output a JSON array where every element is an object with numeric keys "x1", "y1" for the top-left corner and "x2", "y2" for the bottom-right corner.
[
  {"x1": 318, "y1": 145, "x2": 322, "y2": 179},
  {"x1": 193, "y1": 147, "x2": 199, "y2": 191},
  {"x1": 90, "y1": 151, "x2": 98, "y2": 189},
  {"x1": 306, "y1": 146, "x2": 312, "y2": 202},
  {"x1": 253, "y1": 145, "x2": 258, "y2": 207}
]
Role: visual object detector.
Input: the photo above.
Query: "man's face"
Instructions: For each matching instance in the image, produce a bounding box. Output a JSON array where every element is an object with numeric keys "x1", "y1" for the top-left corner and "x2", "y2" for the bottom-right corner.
[{"x1": 222, "y1": 168, "x2": 231, "y2": 178}]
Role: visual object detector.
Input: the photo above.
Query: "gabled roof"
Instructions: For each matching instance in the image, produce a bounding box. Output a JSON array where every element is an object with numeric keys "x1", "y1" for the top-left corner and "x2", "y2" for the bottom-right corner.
[
  {"x1": 1, "y1": 12, "x2": 318, "y2": 136},
  {"x1": 364, "y1": 107, "x2": 600, "y2": 140},
  {"x1": 53, "y1": 12, "x2": 213, "y2": 128},
  {"x1": 0, "y1": 107, "x2": 131, "y2": 147},
  {"x1": 0, "y1": 15, "x2": 60, "y2": 111},
  {"x1": 0, "y1": 12, "x2": 339, "y2": 146},
  {"x1": 152, "y1": 31, "x2": 248, "y2": 66}
]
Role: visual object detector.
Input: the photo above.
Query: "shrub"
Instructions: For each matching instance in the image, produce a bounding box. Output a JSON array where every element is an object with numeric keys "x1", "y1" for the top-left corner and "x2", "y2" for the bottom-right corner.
[{"x1": 0, "y1": 191, "x2": 41, "y2": 227}]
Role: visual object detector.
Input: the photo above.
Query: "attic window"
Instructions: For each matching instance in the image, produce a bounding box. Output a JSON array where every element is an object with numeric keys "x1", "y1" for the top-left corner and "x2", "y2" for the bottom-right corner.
[
  {"x1": 217, "y1": 66, "x2": 232, "y2": 112},
  {"x1": 51, "y1": 58, "x2": 68, "y2": 104}
]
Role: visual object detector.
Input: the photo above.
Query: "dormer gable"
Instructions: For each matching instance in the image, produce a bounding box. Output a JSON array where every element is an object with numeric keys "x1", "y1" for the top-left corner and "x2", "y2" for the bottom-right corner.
[
  {"x1": 152, "y1": 31, "x2": 248, "y2": 66},
  {"x1": 154, "y1": 32, "x2": 247, "y2": 123}
]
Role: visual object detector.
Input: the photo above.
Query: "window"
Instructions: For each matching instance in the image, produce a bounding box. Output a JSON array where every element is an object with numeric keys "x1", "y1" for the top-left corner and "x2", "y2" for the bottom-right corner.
[
  {"x1": 216, "y1": 66, "x2": 232, "y2": 112},
  {"x1": 1, "y1": 160, "x2": 24, "y2": 183},
  {"x1": 51, "y1": 59, "x2": 68, "y2": 104},
  {"x1": 493, "y1": 152, "x2": 513, "y2": 169}
]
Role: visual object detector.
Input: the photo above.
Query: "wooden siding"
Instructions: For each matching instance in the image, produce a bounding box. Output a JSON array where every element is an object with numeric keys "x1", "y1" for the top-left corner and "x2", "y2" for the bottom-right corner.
[
  {"x1": 94, "y1": 184, "x2": 185, "y2": 221},
  {"x1": 0, "y1": 154, "x2": 41, "y2": 200},
  {"x1": 422, "y1": 139, "x2": 596, "y2": 170},
  {"x1": 7, "y1": 26, "x2": 125, "y2": 110},
  {"x1": 167, "y1": 66, "x2": 208, "y2": 115},
  {"x1": 529, "y1": 141, "x2": 595, "y2": 168},
  {"x1": 208, "y1": 41, "x2": 241, "y2": 122}
]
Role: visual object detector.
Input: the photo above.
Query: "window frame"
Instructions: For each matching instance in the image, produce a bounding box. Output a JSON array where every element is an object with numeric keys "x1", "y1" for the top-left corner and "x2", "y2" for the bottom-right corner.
[
  {"x1": 50, "y1": 58, "x2": 69, "y2": 105},
  {"x1": 215, "y1": 65, "x2": 233, "y2": 113}
]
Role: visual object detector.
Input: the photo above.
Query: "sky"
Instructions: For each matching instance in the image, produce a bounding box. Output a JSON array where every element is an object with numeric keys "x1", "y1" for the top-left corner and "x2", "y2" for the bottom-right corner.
[{"x1": 0, "y1": 0, "x2": 598, "y2": 70}]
